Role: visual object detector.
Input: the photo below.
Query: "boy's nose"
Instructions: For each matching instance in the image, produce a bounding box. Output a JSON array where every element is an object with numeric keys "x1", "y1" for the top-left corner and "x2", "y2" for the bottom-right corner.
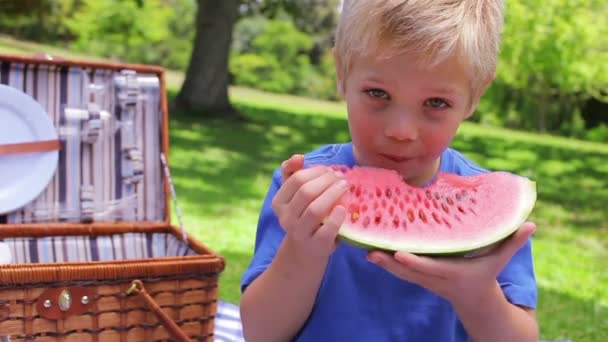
[{"x1": 384, "y1": 115, "x2": 418, "y2": 142}]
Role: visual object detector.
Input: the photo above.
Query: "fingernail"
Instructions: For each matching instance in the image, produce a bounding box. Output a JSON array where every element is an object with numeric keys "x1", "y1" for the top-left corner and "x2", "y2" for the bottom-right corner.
[
  {"x1": 334, "y1": 170, "x2": 344, "y2": 178},
  {"x1": 367, "y1": 255, "x2": 379, "y2": 264},
  {"x1": 338, "y1": 179, "x2": 348, "y2": 188}
]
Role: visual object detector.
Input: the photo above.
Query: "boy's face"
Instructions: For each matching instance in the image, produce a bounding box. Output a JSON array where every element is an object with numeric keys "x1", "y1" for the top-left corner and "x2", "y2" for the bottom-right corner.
[{"x1": 337, "y1": 50, "x2": 485, "y2": 186}]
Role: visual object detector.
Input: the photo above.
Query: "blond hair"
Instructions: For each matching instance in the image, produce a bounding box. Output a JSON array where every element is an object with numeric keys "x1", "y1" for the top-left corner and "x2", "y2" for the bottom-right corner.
[{"x1": 334, "y1": 0, "x2": 504, "y2": 90}]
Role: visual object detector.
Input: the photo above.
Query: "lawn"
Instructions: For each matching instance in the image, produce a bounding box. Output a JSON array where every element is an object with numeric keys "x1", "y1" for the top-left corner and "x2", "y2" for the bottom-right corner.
[
  {"x1": 169, "y1": 93, "x2": 608, "y2": 342},
  {"x1": 2, "y1": 39, "x2": 607, "y2": 341}
]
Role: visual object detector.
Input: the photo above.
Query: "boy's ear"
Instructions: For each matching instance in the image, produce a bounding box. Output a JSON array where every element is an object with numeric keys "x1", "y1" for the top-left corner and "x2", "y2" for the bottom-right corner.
[
  {"x1": 332, "y1": 48, "x2": 345, "y2": 98},
  {"x1": 465, "y1": 73, "x2": 496, "y2": 119}
]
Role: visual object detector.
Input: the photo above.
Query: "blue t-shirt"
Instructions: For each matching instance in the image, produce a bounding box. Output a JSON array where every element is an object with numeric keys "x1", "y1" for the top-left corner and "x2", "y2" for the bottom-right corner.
[{"x1": 241, "y1": 143, "x2": 537, "y2": 341}]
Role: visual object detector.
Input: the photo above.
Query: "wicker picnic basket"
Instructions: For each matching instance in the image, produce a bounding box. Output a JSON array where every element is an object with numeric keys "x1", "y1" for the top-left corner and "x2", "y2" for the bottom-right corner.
[{"x1": 0, "y1": 53, "x2": 225, "y2": 341}]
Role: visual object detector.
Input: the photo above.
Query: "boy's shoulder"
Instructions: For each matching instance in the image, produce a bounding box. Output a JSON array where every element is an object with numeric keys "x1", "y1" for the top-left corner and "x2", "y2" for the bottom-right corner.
[{"x1": 440, "y1": 148, "x2": 488, "y2": 176}]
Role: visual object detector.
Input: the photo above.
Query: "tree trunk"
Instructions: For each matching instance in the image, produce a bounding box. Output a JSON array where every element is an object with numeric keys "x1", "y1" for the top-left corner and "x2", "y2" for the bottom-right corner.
[{"x1": 175, "y1": 0, "x2": 241, "y2": 119}]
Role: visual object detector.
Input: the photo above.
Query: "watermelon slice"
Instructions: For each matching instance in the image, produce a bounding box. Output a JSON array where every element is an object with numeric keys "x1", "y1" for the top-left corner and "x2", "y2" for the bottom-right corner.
[{"x1": 332, "y1": 166, "x2": 536, "y2": 256}]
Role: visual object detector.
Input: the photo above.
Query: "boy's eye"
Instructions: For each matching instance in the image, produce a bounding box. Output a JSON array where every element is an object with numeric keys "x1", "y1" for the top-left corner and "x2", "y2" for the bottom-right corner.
[
  {"x1": 366, "y1": 88, "x2": 390, "y2": 100},
  {"x1": 424, "y1": 98, "x2": 449, "y2": 109}
]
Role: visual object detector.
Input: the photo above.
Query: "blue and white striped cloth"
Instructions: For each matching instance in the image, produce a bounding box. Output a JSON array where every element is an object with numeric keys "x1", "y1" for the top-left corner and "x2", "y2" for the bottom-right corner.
[{"x1": 215, "y1": 301, "x2": 245, "y2": 342}]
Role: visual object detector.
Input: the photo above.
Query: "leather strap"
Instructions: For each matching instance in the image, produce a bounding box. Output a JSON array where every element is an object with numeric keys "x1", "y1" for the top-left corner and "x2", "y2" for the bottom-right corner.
[
  {"x1": 36, "y1": 287, "x2": 95, "y2": 320},
  {"x1": 127, "y1": 280, "x2": 192, "y2": 342},
  {"x1": 0, "y1": 139, "x2": 61, "y2": 155}
]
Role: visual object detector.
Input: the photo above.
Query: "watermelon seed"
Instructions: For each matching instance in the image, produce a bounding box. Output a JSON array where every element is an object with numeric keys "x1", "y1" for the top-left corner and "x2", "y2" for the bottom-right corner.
[
  {"x1": 432, "y1": 199, "x2": 440, "y2": 210},
  {"x1": 407, "y1": 210, "x2": 415, "y2": 223},
  {"x1": 376, "y1": 187, "x2": 382, "y2": 197},
  {"x1": 349, "y1": 185, "x2": 356, "y2": 193},
  {"x1": 457, "y1": 206, "x2": 466, "y2": 214},
  {"x1": 361, "y1": 204, "x2": 368, "y2": 212},
  {"x1": 418, "y1": 210, "x2": 428, "y2": 223},
  {"x1": 356, "y1": 186, "x2": 362, "y2": 197},
  {"x1": 424, "y1": 200, "x2": 431, "y2": 209},
  {"x1": 442, "y1": 218, "x2": 452, "y2": 228},
  {"x1": 446, "y1": 197, "x2": 454, "y2": 205},
  {"x1": 385, "y1": 188, "x2": 392, "y2": 198},
  {"x1": 425, "y1": 190, "x2": 432, "y2": 200},
  {"x1": 351, "y1": 212, "x2": 360, "y2": 222},
  {"x1": 401, "y1": 220, "x2": 407, "y2": 229},
  {"x1": 395, "y1": 187, "x2": 401, "y2": 195},
  {"x1": 381, "y1": 199, "x2": 387, "y2": 208},
  {"x1": 398, "y1": 201, "x2": 404, "y2": 210},
  {"x1": 363, "y1": 216, "x2": 370, "y2": 228},
  {"x1": 392, "y1": 216, "x2": 399, "y2": 228},
  {"x1": 455, "y1": 192, "x2": 462, "y2": 201},
  {"x1": 434, "y1": 192, "x2": 441, "y2": 200},
  {"x1": 416, "y1": 193, "x2": 423, "y2": 203},
  {"x1": 454, "y1": 215, "x2": 462, "y2": 222},
  {"x1": 389, "y1": 206, "x2": 395, "y2": 216},
  {"x1": 374, "y1": 212, "x2": 382, "y2": 225},
  {"x1": 470, "y1": 197, "x2": 477, "y2": 204},
  {"x1": 468, "y1": 208, "x2": 477, "y2": 215},
  {"x1": 404, "y1": 194, "x2": 410, "y2": 203},
  {"x1": 441, "y1": 203, "x2": 450, "y2": 214},
  {"x1": 432, "y1": 212, "x2": 441, "y2": 224}
]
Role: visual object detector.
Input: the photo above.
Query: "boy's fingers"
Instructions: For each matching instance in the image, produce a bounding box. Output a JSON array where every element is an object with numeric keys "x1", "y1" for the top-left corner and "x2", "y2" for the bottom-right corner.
[
  {"x1": 491, "y1": 222, "x2": 536, "y2": 269},
  {"x1": 392, "y1": 251, "x2": 450, "y2": 279},
  {"x1": 367, "y1": 251, "x2": 437, "y2": 286},
  {"x1": 272, "y1": 166, "x2": 329, "y2": 207},
  {"x1": 299, "y1": 176, "x2": 348, "y2": 226},
  {"x1": 313, "y1": 205, "x2": 346, "y2": 245},
  {"x1": 281, "y1": 154, "x2": 305, "y2": 182}
]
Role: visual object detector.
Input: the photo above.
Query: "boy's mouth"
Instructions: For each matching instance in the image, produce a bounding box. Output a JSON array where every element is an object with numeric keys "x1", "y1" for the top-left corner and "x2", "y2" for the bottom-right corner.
[{"x1": 380, "y1": 153, "x2": 414, "y2": 163}]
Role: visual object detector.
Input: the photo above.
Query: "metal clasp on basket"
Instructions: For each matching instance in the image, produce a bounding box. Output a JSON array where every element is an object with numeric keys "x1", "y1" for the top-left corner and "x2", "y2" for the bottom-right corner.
[{"x1": 36, "y1": 287, "x2": 94, "y2": 320}]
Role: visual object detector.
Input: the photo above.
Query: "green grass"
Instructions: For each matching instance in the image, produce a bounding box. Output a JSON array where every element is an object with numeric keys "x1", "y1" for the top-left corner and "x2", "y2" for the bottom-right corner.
[
  {"x1": 170, "y1": 96, "x2": 608, "y2": 342},
  {"x1": 3, "y1": 38, "x2": 608, "y2": 341}
]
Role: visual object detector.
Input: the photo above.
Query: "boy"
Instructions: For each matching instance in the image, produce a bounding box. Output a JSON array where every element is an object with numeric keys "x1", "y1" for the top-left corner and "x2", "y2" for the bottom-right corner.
[{"x1": 240, "y1": 1, "x2": 538, "y2": 341}]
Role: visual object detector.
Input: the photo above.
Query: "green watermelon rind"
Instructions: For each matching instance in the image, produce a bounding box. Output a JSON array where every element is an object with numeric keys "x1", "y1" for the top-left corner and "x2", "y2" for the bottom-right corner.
[{"x1": 337, "y1": 180, "x2": 537, "y2": 257}]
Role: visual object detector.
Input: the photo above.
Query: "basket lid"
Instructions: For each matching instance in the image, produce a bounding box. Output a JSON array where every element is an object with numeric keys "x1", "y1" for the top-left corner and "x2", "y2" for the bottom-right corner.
[{"x1": 0, "y1": 53, "x2": 172, "y2": 225}]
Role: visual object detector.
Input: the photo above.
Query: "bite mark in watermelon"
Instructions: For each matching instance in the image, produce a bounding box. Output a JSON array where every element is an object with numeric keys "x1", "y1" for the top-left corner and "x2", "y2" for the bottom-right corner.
[{"x1": 331, "y1": 166, "x2": 537, "y2": 256}]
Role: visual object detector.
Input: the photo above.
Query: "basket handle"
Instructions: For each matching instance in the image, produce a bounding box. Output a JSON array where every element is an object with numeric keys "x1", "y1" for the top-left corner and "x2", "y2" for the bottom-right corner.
[{"x1": 126, "y1": 280, "x2": 193, "y2": 342}]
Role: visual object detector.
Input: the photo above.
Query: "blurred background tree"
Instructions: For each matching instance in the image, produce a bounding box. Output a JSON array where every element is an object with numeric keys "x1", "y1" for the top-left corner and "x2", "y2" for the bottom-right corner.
[{"x1": 0, "y1": 0, "x2": 606, "y2": 140}]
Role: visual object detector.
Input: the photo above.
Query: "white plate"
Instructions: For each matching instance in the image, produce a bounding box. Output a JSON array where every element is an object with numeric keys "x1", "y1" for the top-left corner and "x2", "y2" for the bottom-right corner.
[{"x1": 0, "y1": 84, "x2": 59, "y2": 214}]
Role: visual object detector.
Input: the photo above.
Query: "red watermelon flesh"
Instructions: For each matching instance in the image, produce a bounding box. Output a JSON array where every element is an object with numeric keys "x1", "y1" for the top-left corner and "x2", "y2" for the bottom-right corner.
[{"x1": 332, "y1": 166, "x2": 537, "y2": 255}]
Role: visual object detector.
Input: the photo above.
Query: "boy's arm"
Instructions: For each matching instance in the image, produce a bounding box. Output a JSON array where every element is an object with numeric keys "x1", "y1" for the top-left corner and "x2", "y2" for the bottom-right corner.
[
  {"x1": 240, "y1": 238, "x2": 329, "y2": 342},
  {"x1": 452, "y1": 281, "x2": 538, "y2": 342},
  {"x1": 241, "y1": 155, "x2": 347, "y2": 342}
]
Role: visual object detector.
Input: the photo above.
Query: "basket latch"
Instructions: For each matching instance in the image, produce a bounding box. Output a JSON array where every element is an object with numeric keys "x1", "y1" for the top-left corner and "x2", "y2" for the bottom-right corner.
[{"x1": 36, "y1": 287, "x2": 95, "y2": 320}]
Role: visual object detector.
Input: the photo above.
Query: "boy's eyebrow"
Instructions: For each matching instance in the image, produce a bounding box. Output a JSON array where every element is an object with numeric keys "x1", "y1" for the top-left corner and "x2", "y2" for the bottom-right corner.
[{"x1": 423, "y1": 85, "x2": 465, "y2": 96}]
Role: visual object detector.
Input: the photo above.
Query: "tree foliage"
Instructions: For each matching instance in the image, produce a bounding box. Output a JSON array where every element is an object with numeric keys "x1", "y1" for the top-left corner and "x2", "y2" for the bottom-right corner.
[
  {"x1": 479, "y1": 0, "x2": 608, "y2": 136},
  {"x1": 0, "y1": 0, "x2": 606, "y2": 139}
]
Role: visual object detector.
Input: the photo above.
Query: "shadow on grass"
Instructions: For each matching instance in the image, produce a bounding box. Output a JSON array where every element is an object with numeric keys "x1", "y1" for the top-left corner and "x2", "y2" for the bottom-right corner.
[
  {"x1": 167, "y1": 95, "x2": 607, "y2": 341},
  {"x1": 169, "y1": 100, "x2": 608, "y2": 232},
  {"x1": 167, "y1": 102, "x2": 350, "y2": 219}
]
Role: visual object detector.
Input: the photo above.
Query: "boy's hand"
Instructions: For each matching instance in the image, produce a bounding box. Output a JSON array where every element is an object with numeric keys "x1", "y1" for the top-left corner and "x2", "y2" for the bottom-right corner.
[
  {"x1": 367, "y1": 222, "x2": 536, "y2": 306},
  {"x1": 272, "y1": 154, "x2": 348, "y2": 261}
]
